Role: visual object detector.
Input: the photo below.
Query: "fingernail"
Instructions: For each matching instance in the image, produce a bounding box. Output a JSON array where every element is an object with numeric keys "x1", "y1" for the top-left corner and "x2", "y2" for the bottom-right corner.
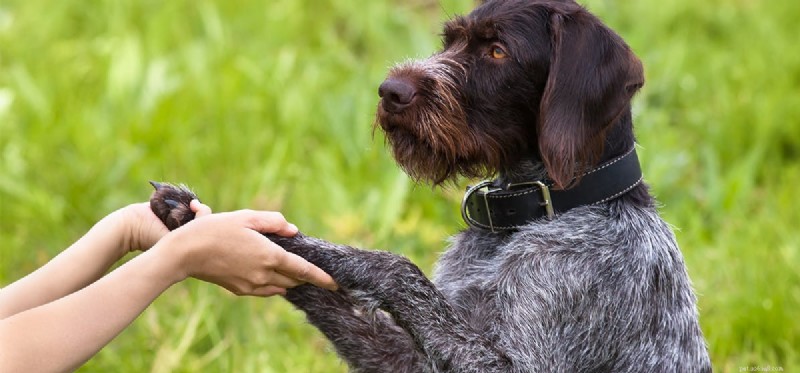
[
  {"x1": 288, "y1": 223, "x2": 299, "y2": 233},
  {"x1": 189, "y1": 199, "x2": 202, "y2": 212}
]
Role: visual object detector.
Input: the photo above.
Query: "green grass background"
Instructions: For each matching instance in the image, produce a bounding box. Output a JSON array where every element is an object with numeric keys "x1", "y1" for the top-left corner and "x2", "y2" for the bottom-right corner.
[{"x1": 1, "y1": 0, "x2": 798, "y2": 371}]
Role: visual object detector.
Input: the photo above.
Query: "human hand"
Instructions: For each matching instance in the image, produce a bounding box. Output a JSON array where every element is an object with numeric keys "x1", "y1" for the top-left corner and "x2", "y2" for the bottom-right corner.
[
  {"x1": 116, "y1": 202, "x2": 171, "y2": 254},
  {"x1": 152, "y1": 208, "x2": 338, "y2": 297},
  {"x1": 116, "y1": 195, "x2": 214, "y2": 254}
]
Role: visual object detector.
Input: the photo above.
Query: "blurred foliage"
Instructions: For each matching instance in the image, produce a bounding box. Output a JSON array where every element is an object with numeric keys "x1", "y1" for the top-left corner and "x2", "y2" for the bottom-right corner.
[{"x1": 0, "y1": 0, "x2": 798, "y2": 371}]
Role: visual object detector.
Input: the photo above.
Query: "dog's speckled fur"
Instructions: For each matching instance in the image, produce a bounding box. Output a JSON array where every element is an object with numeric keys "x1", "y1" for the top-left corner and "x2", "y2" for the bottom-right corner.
[{"x1": 151, "y1": 0, "x2": 711, "y2": 371}]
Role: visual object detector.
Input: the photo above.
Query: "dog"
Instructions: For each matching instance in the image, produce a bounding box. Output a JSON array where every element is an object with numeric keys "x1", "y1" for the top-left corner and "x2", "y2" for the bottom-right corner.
[{"x1": 150, "y1": 0, "x2": 712, "y2": 371}]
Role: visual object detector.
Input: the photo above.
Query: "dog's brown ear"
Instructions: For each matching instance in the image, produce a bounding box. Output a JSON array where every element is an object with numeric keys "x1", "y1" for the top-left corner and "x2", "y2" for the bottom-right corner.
[{"x1": 538, "y1": 9, "x2": 644, "y2": 189}]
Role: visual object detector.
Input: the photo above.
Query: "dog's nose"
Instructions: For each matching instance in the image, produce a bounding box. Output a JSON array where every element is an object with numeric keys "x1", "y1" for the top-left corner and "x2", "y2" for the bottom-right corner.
[{"x1": 378, "y1": 78, "x2": 417, "y2": 113}]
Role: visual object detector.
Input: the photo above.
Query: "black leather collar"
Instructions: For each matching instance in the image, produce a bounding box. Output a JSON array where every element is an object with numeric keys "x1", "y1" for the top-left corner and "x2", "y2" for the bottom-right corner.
[{"x1": 461, "y1": 147, "x2": 643, "y2": 231}]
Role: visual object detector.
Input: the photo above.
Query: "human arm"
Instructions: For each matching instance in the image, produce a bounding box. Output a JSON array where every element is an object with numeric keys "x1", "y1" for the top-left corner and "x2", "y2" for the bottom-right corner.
[
  {"x1": 0, "y1": 203, "x2": 167, "y2": 320},
  {"x1": 0, "y1": 238, "x2": 184, "y2": 373},
  {"x1": 0, "y1": 205, "x2": 337, "y2": 373}
]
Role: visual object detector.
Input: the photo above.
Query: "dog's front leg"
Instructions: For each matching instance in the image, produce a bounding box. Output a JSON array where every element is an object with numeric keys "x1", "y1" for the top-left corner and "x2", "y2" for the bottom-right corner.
[
  {"x1": 268, "y1": 234, "x2": 514, "y2": 373},
  {"x1": 148, "y1": 183, "x2": 511, "y2": 372},
  {"x1": 147, "y1": 183, "x2": 429, "y2": 372},
  {"x1": 282, "y1": 283, "x2": 429, "y2": 373},
  {"x1": 266, "y1": 234, "x2": 434, "y2": 372}
]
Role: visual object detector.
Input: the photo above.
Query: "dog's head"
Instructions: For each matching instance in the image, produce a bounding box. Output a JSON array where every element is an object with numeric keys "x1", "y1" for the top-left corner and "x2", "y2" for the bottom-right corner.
[{"x1": 375, "y1": 0, "x2": 644, "y2": 188}]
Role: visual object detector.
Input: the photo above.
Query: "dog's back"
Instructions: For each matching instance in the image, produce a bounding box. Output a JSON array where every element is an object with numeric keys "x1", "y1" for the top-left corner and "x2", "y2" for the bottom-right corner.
[{"x1": 436, "y1": 200, "x2": 710, "y2": 371}]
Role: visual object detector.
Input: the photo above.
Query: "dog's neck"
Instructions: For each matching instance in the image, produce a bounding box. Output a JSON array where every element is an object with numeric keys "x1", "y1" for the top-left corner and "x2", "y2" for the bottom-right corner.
[
  {"x1": 495, "y1": 111, "x2": 653, "y2": 208},
  {"x1": 496, "y1": 159, "x2": 549, "y2": 186},
  {"x1": 501, "y1": 109, "x2": 637, "y2": 182},
  {"x1": 463, "y1": 147, "x2": 646, "y2": 231}
]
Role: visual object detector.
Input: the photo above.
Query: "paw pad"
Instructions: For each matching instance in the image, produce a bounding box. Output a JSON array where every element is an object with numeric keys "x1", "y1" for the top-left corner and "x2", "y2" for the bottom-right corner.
[{"x1": 149, "y1": 181, "x2": 200, "y2": 230}]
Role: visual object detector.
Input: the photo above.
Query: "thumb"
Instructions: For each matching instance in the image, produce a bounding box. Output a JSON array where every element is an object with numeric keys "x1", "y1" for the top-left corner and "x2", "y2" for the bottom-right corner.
[
  {"x1": 242, "y1": 211, "x2": 299, "y2": 237},
  {"x1": 190, "y1": 200, "x2": 213, "y2": 217}
]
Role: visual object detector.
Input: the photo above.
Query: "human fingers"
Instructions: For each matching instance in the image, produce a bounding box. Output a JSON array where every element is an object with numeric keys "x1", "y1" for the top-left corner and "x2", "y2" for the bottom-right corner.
[
  {"x1": 238, "y1": 210, "x2": 299, "y2": 237},
  {"x1": 250, "y1": 285, "x2": 288, "y2": 297},
  {"x1": 220, "y1": 279, "x2": 293, "y2": 297},
  {"x1": 190, "y1": 199, "x2": 212, "y2": 217},
  {"x1": 274, "y1": 251, "x2": 338, "y2": 291},
  {"x1": 262, "y1": 272, "x2": 304, "y2": 289}
]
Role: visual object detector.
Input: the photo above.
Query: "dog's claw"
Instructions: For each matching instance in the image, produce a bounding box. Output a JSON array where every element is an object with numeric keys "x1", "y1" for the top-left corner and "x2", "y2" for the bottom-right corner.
[
  {"x1": 164, "y1": 199, "x2": 180, "y2": 209},
  {"x1": 148, "y1": 181, "x2": 199, "y2": 230}
]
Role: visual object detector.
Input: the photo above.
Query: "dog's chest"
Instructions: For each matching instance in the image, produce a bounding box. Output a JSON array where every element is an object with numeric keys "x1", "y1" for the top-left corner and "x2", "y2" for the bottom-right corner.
[{"x1": 432, "y1": 232, "x2": 510, "y2": 334}]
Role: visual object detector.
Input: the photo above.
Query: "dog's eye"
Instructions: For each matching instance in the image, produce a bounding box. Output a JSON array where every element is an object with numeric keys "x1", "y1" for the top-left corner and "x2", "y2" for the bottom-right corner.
[{"x1": 490, "y1": 45, "x2": 508, "y2": 59}]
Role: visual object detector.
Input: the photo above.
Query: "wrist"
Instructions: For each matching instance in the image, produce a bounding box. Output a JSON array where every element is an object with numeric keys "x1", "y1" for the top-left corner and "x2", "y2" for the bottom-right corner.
[
  {"x1": 145, "y1": 233, "x2": 191, "y2": 285},
  {"x1": 93, "y1": 208, "x2": 131, "y2": 261}
]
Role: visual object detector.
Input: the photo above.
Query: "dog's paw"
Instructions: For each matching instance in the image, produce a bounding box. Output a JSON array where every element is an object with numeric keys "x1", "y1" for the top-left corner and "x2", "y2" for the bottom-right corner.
[
  {"x1": 266, "y1": 233, "x2": 429, "y2": 310},
  {"x1": 148, "y1": 181, "x2": 199, "y2": 230}
]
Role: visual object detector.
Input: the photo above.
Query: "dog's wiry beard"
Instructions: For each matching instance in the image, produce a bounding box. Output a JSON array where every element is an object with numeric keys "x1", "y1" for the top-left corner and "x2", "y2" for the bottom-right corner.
[{"x1": 376, "y1": 54, "x2": 499, "y2": 185}]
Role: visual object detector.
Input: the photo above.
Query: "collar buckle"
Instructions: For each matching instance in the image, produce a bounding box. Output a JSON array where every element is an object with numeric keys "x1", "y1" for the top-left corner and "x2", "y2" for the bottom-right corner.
[
  {"x1": 461, "y1": 180, "x2": 554, "y2": 232},
  {"x1": 461, "y1": 180, "x2": 500, "y2": 232},
  {"x1": 460, "y1": 147, "x2": 642, "y2": 232},
  {"x1": 507, "y1": 181, "x2": 554, "y2": 219}
]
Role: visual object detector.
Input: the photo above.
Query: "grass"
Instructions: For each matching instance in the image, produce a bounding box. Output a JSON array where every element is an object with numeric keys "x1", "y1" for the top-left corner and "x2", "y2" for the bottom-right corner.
[{"x1": 1, "y1": 0, "x2": 798, "y2": 371}]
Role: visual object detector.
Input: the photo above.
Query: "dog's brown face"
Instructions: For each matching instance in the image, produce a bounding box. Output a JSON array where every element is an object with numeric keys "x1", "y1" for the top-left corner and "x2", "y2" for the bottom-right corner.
[{"x1": 375, "y1": 0, "x2": 644, "y2": 188}]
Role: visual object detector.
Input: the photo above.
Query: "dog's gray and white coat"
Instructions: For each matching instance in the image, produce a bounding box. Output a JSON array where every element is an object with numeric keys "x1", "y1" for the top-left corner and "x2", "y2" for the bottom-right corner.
[
  {"x1": 151, "y1": 0, "x2": 711, "y2": 371},
  {"x1": 268, "y1": 199, "x2": 709, "y2": 372}
]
